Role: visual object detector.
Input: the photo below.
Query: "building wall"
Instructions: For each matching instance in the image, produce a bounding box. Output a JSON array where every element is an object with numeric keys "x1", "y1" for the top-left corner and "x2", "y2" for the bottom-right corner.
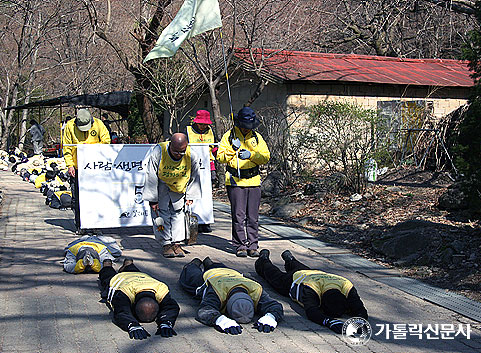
[
  {"x1": 285, "y1": 82, "x2": 468, "y2": 119},
  {"x1": 187, "y1": 79, "x2": 469, "y2": 133}
]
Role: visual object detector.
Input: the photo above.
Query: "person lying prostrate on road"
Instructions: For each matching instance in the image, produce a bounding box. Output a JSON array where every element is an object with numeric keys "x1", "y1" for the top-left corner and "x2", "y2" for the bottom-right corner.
[
  {"x1": 179, "y1": 257, "x2": 283, "y2": 335},
  {"x1": 255, "y1": 249, "x2": 368, "y2": 334}
]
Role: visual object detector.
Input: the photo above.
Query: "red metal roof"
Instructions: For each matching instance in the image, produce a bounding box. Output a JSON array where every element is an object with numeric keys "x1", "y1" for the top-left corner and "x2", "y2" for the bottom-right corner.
[{"x1": 234, "y1": 48, "x2": 474, "y2": 87}]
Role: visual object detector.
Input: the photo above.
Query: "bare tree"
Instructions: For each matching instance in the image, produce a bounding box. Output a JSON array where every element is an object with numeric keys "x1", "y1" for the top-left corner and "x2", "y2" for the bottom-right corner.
[
  {"x1": 312, "y1": 0, "x2": 476, "y2": 59},
  {"x1": 0, "y1": 0, "x2": 126, "y2": 150},
  {"x1": 82, "y1": 0, "x2": 173, "y2": 142},
  {"x1": 179, "y1": 0, "x2": 315, "y2": 138}
]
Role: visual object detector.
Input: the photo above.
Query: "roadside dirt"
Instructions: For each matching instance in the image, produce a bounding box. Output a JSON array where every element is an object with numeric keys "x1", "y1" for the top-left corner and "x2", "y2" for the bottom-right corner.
[{"x1": 214, "y1": 166, "x2": 481, "y2": 303}]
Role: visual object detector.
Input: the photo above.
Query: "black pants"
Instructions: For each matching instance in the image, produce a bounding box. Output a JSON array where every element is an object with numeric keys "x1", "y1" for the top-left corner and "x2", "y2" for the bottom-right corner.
[
  {"x1": 255, "y1": 256, "x2": 310, "y2": 297},
  {"x1": 179, "y1": 261, "x2": 226, "y2": 297},
  {"x1": 256, "y1": 256, "x2": 368, "y2": 319},
  {"x1": 70, "y1": 171, "x2": 81, "y2": 230},
  {"x1": 99, "y1": 263, "x2": 140, "y2": 299},
  {"x1": 226, "y1": 185, "x2": 261, "y2": 251}
]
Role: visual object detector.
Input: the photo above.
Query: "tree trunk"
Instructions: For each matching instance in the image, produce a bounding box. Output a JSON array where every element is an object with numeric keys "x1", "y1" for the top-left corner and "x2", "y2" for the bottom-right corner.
[
  {"x1": 18, "y1": 108, "x2": 28, "y2": 151},
  {"x1": 0, "y1": 85, "x2": 18, "y2": 149},
  {"x1": 209, "y1": 84, "x2": 225, "y2": 139},
  {"x1": 18, "y1": 85, "x2": 32, "y2": 151}
]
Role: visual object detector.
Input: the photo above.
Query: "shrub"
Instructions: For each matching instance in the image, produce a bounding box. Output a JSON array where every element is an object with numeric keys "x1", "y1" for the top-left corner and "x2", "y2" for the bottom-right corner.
[{"x1": 295, "y1": 101, "x2": 389, "y2": 193}]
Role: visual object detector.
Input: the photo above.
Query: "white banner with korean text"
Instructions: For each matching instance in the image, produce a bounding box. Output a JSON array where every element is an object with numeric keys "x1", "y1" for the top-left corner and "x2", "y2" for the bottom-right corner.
[
  {"x1": 77, "y1": 144, "x2": 154, "y2": 228},
  {"x1": 190, "y1": 144, "x2": 214, "y2": 224},
  {"x1": 76, "y1": 143, "x2": 214, "y2": 228}
]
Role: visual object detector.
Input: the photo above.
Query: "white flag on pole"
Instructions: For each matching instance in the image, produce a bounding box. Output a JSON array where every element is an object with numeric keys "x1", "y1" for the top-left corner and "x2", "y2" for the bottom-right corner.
[{"x1": 144, "y1": 0, "x2": 222, "y2": 62}]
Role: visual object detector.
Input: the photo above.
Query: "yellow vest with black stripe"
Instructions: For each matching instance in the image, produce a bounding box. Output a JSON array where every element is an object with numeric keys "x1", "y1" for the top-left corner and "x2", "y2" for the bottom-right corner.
[
  {"x1": 157, "y1": 142, "x2": 191, "y2": 194},
  {"x1": 74, "y1": 258, "x2": 101, "y2": 273},
  {"x1": 186, "y1": 125, "x2": 216, "y2": 162},
  {"x1": 68, "y1": 241, "x2": 106, "y2": 256},
  {"x1": 291, "y1": 270, "x2": 353, "y2": 306},
  {"x1": 54, "y1": 190, "x2": 72, "y2": 200},
  {"x1": 34, "y1": 174, "x2": 46, "y2": 188},
  {"x1": 203, "y1": 268, "x2": 262, "y2": 312},
  {"x1": 109, "y1": 272, "x2": 169, "y2": 304}
]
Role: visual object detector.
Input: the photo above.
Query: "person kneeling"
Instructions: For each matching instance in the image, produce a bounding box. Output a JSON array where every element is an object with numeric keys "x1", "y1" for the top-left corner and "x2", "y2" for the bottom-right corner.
[{"x1": 99, "y1": 259, "x2": 180, "y2": 340}]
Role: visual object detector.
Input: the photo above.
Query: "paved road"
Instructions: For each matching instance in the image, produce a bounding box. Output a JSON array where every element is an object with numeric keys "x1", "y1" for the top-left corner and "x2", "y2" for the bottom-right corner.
[{"x1": 1, "y1": 170, "x2": 480, "y2": 353}]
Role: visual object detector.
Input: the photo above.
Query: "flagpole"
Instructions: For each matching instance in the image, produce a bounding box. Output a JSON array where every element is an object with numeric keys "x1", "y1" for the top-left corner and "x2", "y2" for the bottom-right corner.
[{"x1": 219, "y1": 28, "x2": 234, "y2": 123}]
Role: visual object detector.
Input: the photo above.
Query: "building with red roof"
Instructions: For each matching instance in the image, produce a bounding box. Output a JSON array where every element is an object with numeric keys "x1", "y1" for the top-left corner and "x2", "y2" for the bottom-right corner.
[{"x1": 189, "y1": 48, "x2": 474, "y2": 133}]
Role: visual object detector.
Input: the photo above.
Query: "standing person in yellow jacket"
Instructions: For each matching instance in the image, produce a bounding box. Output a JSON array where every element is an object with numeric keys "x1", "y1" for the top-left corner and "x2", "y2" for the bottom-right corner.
[
  {"x1": 217, "y1": 107, "x2": 270, "y2": 257},
  {"x1": 255, "y1": 249, "x2": 369, "y2": 334},
  {"x1": 62, "y1": 109, "x2": 111, "y2": 234},
  {"x1": 185, "y1": 110, "x2": 218, "y2": 233},
  {"x1": 143, "y1": 133, "x2": 201, "y2": 258}
]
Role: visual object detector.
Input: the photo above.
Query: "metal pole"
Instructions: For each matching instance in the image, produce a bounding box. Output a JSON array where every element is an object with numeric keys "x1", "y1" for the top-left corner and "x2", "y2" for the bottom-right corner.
[{"x1": 219, "y1": 28, "x2": 234, "y2": 123}]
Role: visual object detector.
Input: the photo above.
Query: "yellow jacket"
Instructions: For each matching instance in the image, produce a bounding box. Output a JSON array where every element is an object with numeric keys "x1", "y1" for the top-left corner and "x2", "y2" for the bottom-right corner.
[
  {"x1": 203, "y1": 268, "x2": 262, "y2": 312},
  {"x1": 186, "y1": 125, "x2": 216, "y2": 162},
  {"x1": 108, "y1": 272, "x2": 169, "y2": 304},
  {"x1": 62, "y1": 117, "x2": 111, "y2": 168},
  {"x1": 291, "y1": 270, "x2": 353, "y2": 306},
  {"x1": 217, "y1": 127, "x2": 270, "y2": 187}
]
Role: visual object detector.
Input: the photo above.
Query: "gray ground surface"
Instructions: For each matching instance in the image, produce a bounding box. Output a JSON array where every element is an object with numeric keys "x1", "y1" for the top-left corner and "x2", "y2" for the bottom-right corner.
[{"x1": 1, "y1": 170, "x2": 481, "y2": 353}]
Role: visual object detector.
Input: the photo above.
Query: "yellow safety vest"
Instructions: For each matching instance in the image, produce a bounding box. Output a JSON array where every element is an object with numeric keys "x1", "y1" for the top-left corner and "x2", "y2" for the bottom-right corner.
[
  {"x1": 291, "y1": 270, "x2": 353, "y2": 306},
  {"x1": 68, "y1": 241, "x2": 106, "y2": 256},
  {"x1": 186, "y1": 125, "x2": 216, "y2": 162},
  {"x1": 62, "y1": 117, "x2": 111, "y2": 168},
  {"x1": 157, "y1": 142, "x2": 191, "y2": 194},
  {"x1": 54, "y1": 190, "x2": 71, "y2": 200},
  {"x1": 74, "y1": 258, "x2": 101, "y2": 273},
  {"x1": 203, "y1": 268, "x2": 262, "y2": 312},
  {"x1": 35, "y1": 174, "x2": 63, "y2": 189},
  {"x1": 34, "y1": 174, "x2": 46, "y2": 188},
  {"x1": 108, "y1": 272, "x2": 169, "y2": 304},
  {"x1": 217, "y1": 126, "x2": 270, "y2": 187}
]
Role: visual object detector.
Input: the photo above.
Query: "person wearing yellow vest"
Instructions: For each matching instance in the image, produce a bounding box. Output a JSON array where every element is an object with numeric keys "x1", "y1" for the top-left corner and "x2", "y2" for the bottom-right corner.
[
  {"x1": 143, "y1": 133, "x2": 201, "y2": 258},
  {"x1": 62, "y1": 108, "x2": 111, "y2": 234},
  {"x1": 98, "y1": 258, "x2": 180, "y2": 340},
  {"x1": 217, "y1": 107, "x2": 270, "y2": 258},
  {"x1": 179, "y1": 257, "x2": 283, "y2": 335},
  {"x1": 63, "y1": 234, "x2": 122, "y2": 274},
  {"x1": 255, "y1": 249, "x2": 368, "y2": 334},
  {"x1": 185, "y1": 110, "x2": 218, "y2": 233}
]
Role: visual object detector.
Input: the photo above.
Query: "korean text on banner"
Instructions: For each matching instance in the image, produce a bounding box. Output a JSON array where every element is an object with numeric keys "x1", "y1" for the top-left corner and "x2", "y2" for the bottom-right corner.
[
  {"x1": 144, "y1": 0, "x2": 222, "y2": 61},
  {"x1": 77, "y1": 144, "x2": 155, "y2": 228}
]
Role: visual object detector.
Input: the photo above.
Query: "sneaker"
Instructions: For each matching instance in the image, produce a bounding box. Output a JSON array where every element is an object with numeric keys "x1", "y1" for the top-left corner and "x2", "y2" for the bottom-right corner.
[
  {"x1": 198, "y1": 224, "x2": 212, "y2": 233},
  {"x1": 281, "y1": 250, "x2": 294, "y2": 263},
  {"x1": 259, "y1": 249, "x2": 270, "y2": 260},
  {"x1": 247, "y1": 249, "x2": 260, "y2": 257},
  {"x1": 236, "y1": 249, "x2": 248, "y2": 257},
  {"x1": 118, "y1": 258, "x2": 134, "y2": 272},
  {"x1": 173, "y1": 244, "x2": 185, "y2": 257},
  {"x1": 188, "y1": 258, "x2": 202, "y2": 268},
  {"x1": 203, "y1": 257, "x2": 214, "y2": 269},
  {"x1": 163, "y1": 244, "x2": 176, "y2": 258}
]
